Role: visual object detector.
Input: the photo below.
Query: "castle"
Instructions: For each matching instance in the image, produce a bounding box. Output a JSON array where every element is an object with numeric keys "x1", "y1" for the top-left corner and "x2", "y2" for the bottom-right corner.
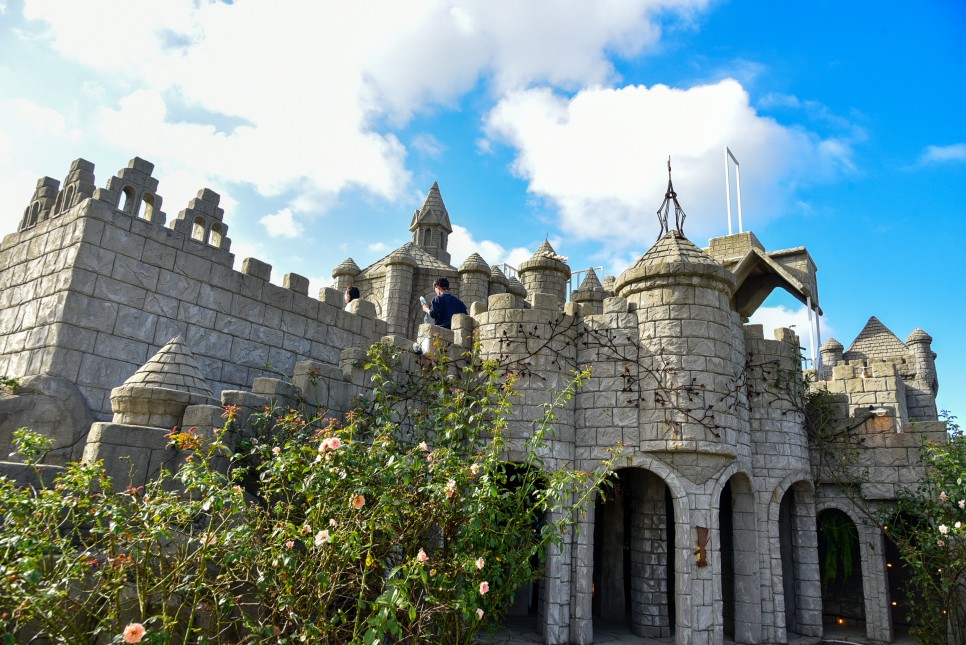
[{"x1": 0, "y1": 157, "x2": 947, "y2": 644}]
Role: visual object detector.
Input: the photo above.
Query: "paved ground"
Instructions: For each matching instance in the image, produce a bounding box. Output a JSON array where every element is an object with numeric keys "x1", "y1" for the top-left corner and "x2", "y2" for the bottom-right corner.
[{"x1": 479, "y1": 616, "x2": 917, "y2": 644}]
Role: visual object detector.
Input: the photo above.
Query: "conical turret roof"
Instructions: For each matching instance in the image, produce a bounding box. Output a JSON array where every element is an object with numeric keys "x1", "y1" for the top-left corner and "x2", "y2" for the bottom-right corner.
[
  {"x1": 821, "y1": 338, "x2": 844, "y2": 352},
  {"x1": 121, "y1": 336, "x2": 213, "y2": 397},
  {"x1": 576, "y1": 268, "x2": 603, "y2": 291},
  {"x1": 632, "y1": 231, "x2": 718, "y2": 269},
  {"x1": 332, "y1": 257, "x2": 361, "y2": 277},
  {"x1": 614, "y1": 231, "x2": 734, "y2": 297},
  {"x1": 409, "y1": 182, "x2": 452, "y2": 233},
  {"x1": 459, "y1": 252, "x2": 490, "y2": 274},
  {"x1": 530, "y1": 240, "x2": 568, "y2": 262}
]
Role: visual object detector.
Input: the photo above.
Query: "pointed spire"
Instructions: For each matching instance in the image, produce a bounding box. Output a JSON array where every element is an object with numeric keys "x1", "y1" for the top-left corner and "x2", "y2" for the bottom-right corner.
[
  {"x1": 409, "y1": 181, "x2": 452, "y2": 233},
  {"x1": 577, "y1": 267, "x2": 603, "y2": 291},
  {"x1": 531, "y1": 240, "x2": 568, "y2": 262},
  {"x1": 656, "y1": 157, "x2": 687, "y2": 239},
  {"x1": 844, "y1": 316, "x2": 908, "y2": 361}
]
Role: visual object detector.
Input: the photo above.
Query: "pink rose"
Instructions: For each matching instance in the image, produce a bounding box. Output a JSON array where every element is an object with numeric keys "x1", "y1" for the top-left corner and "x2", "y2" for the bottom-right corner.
[
  {"x1": 418, "y1": 548, "x2": 429, "y2": 562},
  {"x1": 475, "y1": 557, "x2": 485, "y2": 570},
  {"x1": 122, "y1": 623, "x2": 146, "y2": 643},
  {"x1": 479, "y1": 581, "x2": 489, "y2": 595}
]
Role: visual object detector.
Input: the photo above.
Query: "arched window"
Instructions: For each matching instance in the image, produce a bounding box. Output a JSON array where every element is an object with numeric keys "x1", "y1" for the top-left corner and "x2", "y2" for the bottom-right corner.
[
  {"x1": 28, "y1": 202, "x2": 41, "y2": 228},
  {"x1": 63, "y1": 186, "x2": 76, "y2": 214},
  {"x1": 119, "y1": 186, "x2": 137, "y2": 215},
  {"x1": 53, "y1": 192, "x2": 64, "y2": 216},
  {"x1": 210, "y1": 223, "x2": 222, "y2": 248},
  {"x1": 440, "y1": 232, "x2": 446, "y2": 249},
  {"x1": 422, "y1": 228, "x2": 430, "y2": 245},
  {"x1": 141, "y1": 193, "x2": 155, "y2": 221},
  {"x1": 192, "y1": 216, "x2": 207, "y2": 242}
]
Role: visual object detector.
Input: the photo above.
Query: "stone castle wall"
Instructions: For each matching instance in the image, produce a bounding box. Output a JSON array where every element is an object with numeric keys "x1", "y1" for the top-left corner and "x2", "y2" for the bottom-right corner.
[{"x1": 0, "y1": 182, "x2": 387, "y2": 419}]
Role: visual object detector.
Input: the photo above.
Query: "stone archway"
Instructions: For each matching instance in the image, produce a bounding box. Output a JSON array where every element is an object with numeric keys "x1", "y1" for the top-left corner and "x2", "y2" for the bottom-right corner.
[
  {"x1": 817, "y1": 508, "x2": 865, "y2": 629},
  {"x1": 592, "y1": 467, "x2": 675, "y2": 638}
]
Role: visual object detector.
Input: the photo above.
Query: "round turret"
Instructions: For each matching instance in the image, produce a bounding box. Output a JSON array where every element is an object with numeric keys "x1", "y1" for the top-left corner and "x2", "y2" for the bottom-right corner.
[
  {"x1": 571, "y1": 268, "x2": 606, "y2": 315},
  {"x1": 332, "y1": 257, "x2": 361, "y2": 291},
  {"x1": 820, "y1": 338, "x2": 844, "y2": 375},
  {"x1": 489, "y1": 265, "x2": 509, "y2": 295},
  {"x1": 459, "y1": 252, "x2": 491, "y2": 308},
  {"x1": 615, "y1": 231, "x2": 742, "y2": 454},
  {"x1": 906, "y1": 328, "x2": 938, "y2": 395},
  {"x1": 517, "y1": 240, "x2": 570, "y2": 309},
  {"x1": 110, "y1": 336, "x2": 217, "y2": 429},
  {"x1": 382, "y1": 248, "x2": 417, "y2": 337}
]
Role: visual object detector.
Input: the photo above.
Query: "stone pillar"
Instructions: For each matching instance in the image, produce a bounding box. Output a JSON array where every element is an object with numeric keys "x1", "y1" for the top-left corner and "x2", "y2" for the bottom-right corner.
[
  {"x1": 571, "y1": 495, "x2": 595, "y2": 645},
  {"x1": 382, "y1": 248, "x2": 417, "y2": 337},
  {"x1": 543, "y1": 506, "x2": 572, "y2": 645},
  {"x1": 860, "y1": 521, "x2": 894, "y2": 643},
  {"x1": 790, "y1": 485, "x2": 823, "y2": 637},
  {"x1": 906, "y1": 328, "x2": 939, "y2": 419},
  {"x1": 458, "y1": 253, "x2": 490, "y2": 308},
  {"x1": 820, "y1": 338, "x2": 844, "y2": 379},
  {"x1": 571, "y1": 268, "x2": 605, "y2": 315}
]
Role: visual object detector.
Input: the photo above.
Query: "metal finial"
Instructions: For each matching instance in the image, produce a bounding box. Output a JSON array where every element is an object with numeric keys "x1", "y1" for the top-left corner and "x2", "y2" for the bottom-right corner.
[{"x1": 656, "y1": 156, "x2": 687, "y2": 239}]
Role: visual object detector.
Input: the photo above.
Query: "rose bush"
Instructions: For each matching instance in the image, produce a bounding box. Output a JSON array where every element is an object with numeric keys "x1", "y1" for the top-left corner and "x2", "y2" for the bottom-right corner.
[{"x1": 0, "y1": 341, "x2": 612, "y2": 643}]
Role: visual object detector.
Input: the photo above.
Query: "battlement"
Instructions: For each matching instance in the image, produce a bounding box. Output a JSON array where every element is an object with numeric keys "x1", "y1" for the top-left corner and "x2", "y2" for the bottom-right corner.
[{"x1": 1, "y1": 158, "x2": 388, "y2": 419}]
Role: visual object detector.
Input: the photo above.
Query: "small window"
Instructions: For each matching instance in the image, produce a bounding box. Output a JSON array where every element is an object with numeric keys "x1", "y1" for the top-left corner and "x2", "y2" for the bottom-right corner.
[
  {"x1": 28, "y1": 202, "x2": 41, "y2": 227},
  {"x1": 64, "y1": 185, "x2": 76, "y2": 212},
  {"x1": 119, "y1": 186, "x2": 137, "y2": 215},
  {"x1": 210, "y1": 223, "x2": 223, "y2": 248},
  {"x1": 192, "y1": 216, "x2": 207, "y2": 242}
]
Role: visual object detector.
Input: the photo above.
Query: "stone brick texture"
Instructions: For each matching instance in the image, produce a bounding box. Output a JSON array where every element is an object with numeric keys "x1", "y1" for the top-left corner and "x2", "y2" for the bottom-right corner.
[{"x1": 0, "y1": 159, "x2": 949, "y2": 645}]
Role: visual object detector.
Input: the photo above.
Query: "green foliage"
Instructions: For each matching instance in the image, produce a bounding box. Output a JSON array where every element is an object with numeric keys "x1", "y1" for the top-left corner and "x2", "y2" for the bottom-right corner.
[
  {"x1": 887, "y1": 411, "x2": 966, "y2": 644},
  {"x1": 818, "y1": 510, "x2": 858, "y2": 587},
  {"x1": 0, "y1": 341, "x2": 612, "y2": 644},
  {"x1": 0, "y1": 375, "x2": 20, "y2": 393},
  {"x1": 9, "y1": 427, "x2": 52, "y2": 464}
]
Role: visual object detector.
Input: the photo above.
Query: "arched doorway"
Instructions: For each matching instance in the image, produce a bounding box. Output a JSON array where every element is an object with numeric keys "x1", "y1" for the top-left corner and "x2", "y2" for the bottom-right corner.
[
  {"x1": 817, "y1": 508, "x2": 865, "y2": 630},
  {"x1": 593, "y1": 468, "x2": 674, "y2": 638}
]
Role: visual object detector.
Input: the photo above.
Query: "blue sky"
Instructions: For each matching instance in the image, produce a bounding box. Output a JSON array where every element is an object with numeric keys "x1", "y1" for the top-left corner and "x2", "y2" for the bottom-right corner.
[{"x1": 1, "y1": 0, "x2": 963, "y2": 416}]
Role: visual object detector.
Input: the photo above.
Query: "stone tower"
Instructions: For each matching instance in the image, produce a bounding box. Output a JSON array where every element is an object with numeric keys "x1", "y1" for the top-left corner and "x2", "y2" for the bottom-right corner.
[
  {"x1": 409, "y1": 181, "x2": 453, "y2": 265},
  {"x1": 518, "y1": 240, "x2": 570, "y2": 309}
]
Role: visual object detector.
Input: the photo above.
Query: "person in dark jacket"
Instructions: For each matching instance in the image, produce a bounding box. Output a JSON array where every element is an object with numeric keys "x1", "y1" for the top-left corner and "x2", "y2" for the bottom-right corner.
[{"x1": 422, "y1": 277, "x2": 467, "y2": 329}]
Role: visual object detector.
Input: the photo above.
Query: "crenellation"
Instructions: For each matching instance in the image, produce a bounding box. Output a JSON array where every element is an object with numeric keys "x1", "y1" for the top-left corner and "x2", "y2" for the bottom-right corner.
[{"x1": 0, "y1": 164, "x2": 949, "y2": 645}]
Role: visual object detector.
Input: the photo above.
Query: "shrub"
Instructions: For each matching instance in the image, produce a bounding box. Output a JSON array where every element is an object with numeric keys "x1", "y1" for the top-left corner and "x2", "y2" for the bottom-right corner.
[{"x1": 0, "y1": 341, "x2": 612, "y2": 644}]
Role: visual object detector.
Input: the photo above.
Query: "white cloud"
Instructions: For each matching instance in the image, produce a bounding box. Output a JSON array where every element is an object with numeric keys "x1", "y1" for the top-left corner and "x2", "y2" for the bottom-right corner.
[
  {"x1": 919, "y1": 143, "x2": 966, "y2": 165},
  {"x1": 448, "y1": 224, "x2": 532, "y2": 269},
  {"x1": 259, "y1": 208, "x2": 303, "y2": 239},
  {"x1": 17, "y1": 0, "x2": 709, "y2": 221},
  {"x1": 484, "y1": 80, "x2": 855, "y2": 248},
  {"x1": 749, "y1": 303, "x2": 836, "y2": 366},
  {"x1": 410, "y1": 133, "x2": 445, "y2": 159}
]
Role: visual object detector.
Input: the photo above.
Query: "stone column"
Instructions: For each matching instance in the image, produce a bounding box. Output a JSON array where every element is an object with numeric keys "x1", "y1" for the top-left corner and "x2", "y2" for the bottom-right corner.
[
  {"x1": 860, "y1": 522, "x2": 894, "y2": 643},
  {"x1": 382, "y1": 248, "x2": 416, "y2": 337}
]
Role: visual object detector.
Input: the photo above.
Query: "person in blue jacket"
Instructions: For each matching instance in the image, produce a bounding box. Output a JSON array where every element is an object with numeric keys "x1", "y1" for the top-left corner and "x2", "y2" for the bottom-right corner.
[{"x1": 422, "y1": 277, "x2": 467, "y2": 329}]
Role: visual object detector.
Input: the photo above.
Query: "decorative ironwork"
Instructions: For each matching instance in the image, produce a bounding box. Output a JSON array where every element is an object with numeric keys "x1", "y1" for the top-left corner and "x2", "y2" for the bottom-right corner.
[{"x1": 656, "y1": 157, "x2": 687, "y2": 238}]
